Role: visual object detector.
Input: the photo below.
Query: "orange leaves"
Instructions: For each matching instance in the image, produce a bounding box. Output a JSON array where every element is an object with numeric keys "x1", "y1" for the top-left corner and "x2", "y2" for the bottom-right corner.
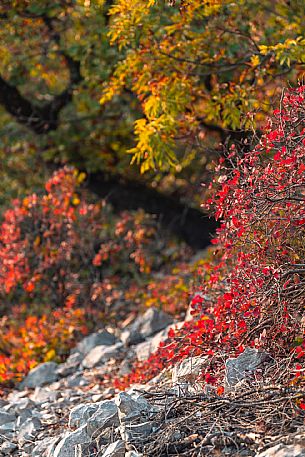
[{"x1": 0, "y1": 306, "x2": 88, "y2": 385}]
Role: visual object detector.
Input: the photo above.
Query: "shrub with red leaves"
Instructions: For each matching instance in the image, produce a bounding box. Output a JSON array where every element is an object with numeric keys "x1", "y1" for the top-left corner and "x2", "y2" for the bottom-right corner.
[
  {"x1": 0, "y1": 167, "x2": 177, "y2": 316},
  {"x1": 116, "y1": 85, "x2": 305, "y2": 389}
]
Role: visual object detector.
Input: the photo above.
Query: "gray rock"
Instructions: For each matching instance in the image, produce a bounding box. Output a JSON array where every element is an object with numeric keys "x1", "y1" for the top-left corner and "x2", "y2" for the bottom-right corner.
[
  {"x1": 102, "y1": 439, "x2": 125, "y2": 457},
  {"x1": 118, "y1": 359, "x2": 133, "y2": 376},
  {"x1": 115, "y1": 392, "x2": 153, "y2": 424},
  {"x1": 53, "y1": 425, "x2": 90, "y2": 457},
  {"x1": 139, "y1": 307, "x2": 173, "y2": 338},
  {"x1": 6, "y1": 397, "x2": 34, "y2": 414},
  {"x1": 17, "y1": 417, "x2": 42, "y2": 445},
  {"x1": 6, "y1": 390, "x2": 28, "y2": 403},
  {"x1": 32, "y1": 436, "x2": 60, "y2": 457},
  {"x1": 65, "y1": 373, "x2": 88, "y2": 388},
  {"x1": 255, "y1": 444, "x2": 305, "y2": 457},
  {"x1": 30, "y1": 386, "x2": 60, "y2": 403},
  {"x1": 134, "y1": 340, "x2": 152, "y2": 362},
  {"x1": 20, "y1": 362, "x2": 59, "y2": 389},
  {"x1": 135, "y1": 323, "x2": 183, "y2": 361},
  {"x1": 0, "y1": 411, "x2": 15, "y2": 426},
  {"x1": 172, "y1": 356, "x2": 208, "y2": 385},
  {"x1": 0, "y1": 421, "x2": 15, "y2": 439},
  {"x1": 69, "y1": 403, "x2": 100, "y2": 429},
  {"x1": 86, "y1": 400, "x2": 119, "y2": 437},
  {"x1": 120, "y1": 420, "x2": 154, "y2": 441},
  {"x1": 72, "y1": 330, "x2": 116, "y2": 356},
  {"x1": 121, "y1": 307, "x2": 173, "y2": 345},
  {"x1": 0, "y1": 441, "x2": 17, "y2": 454},
  {"x1": 225, "y1": 347, "x2": 271, "y2": 387},
  {"x1": 56, "y1": 353, "x2": 83, "y2": 378},
  {"x1": 82, "y1": 343, "x2": 123, "y2": 369}
]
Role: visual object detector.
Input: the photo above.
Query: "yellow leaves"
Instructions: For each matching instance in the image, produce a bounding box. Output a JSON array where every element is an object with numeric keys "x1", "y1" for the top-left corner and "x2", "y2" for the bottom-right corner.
[
  {"x1": 259, "y1": 37, "x2": 305, "y2": 67},
  {"x1": 129, "y1": 115, "x2": 177, "y2": 173},
  {"x1": 77, "y1": 172, "x2": 86, "y2": 184},
  {"x1": 250, "y1": 55, "x2": 260, "y2": 67},
  {"x1": 100, "y1": 52, "x2": 137, "y2": 104},
  {"x1": 44, "y1": 348, "x2": 56, "y2": 362},
  {"x1": 108, "y1": 0, "x2": 157, "y2": 48},
  {"x1": 72, "y1": 195, "x2": 81, "y2": 206}
]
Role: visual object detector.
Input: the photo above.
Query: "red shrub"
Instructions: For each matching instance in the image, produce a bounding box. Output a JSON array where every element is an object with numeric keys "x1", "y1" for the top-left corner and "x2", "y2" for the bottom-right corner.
[
  {"x1": 0, "y1": 305, "x2": 88, "y2": 384},
  {"x1": 117, "y1": 85, "x2": 305, "y2": 389},
  {"x1": 0, "y1": 167, "x2": 175, "y2": 315},
  {"x1": 0, "y1": 166, "x2": 189, "y2": 384}
]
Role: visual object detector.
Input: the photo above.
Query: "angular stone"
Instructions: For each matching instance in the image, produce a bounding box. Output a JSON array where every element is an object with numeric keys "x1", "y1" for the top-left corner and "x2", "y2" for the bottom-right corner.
[
  {"x1": 225, "y1": 347, "x2": 271, "y2": 387},
  {"x1": 0, "y1": 441, "x2": 18, "y2": 454},
  {"x1": 135, "y1": 323, "x2": 183, "y2": 361},
  {"x1": 56, "y1": 352, "x2": 83, "y2": 378},
  {"x1": 17, "y1": 417, "x2": 42, "y2": 445},
  {"x1": 102, "y1": 439, "x2": 125, "y2": 457},
  {"x1": 172, "y1": 356, "x2": 208, "y2": 385},
  {"x1": 134, "y1": 340, "x2": 152, "y2": 362},
  {"x1": 0, "y1": 422, "x2": 15, "y2": 439},
  {"x1": 115, "y1": 392, "x2": 153, "y2": 424},
  {"x1": 255, "y1": 444, "x2": 305, "y2": 457},
  {"x1": 53, "y1": 425, "x2": 90, "y2": 457},
  {"x1": 69, "y1": 403, "x2": 100, "y2": 429},
  {"x1": 20, "y1": 362, "x2": 59, "y2": 389},
  {"x1": 0, "y1": 411, "x2": 15, "y2": 426},
  {"x1": 120, "y1": 420, "x2": 154, "y2": 442},
  {"x1": 86, "y1": 400, "x2": 119, "y2": 437},
  {"x1": 30, "y1": 386, "x2": 60, "y2": 403},
  {"x1": 32, "y1": 436, "x2": 60, "y2": 457},
  {"x1": 65, "y1": 373, "x2": 88, "y2": 388},
  {"x1": 82, "y1": 343, "x2": 123, "y2": 369},
  {"x1": 72, "y1": 330, "x2": 116, "y2": 356},
  {"x1": 121, "y1": 307, "x2": 173, "y2": 345},
  {"x1": 6, "y1": 397, "x2": 34, "y2": 414}
]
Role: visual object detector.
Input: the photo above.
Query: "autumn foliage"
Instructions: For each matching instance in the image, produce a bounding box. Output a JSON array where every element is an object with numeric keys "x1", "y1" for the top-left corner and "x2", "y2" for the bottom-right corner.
[
  {"x1": 0, "y1": 167, "x2": 189, "y2": 383},
  {"x1": 116, "y1": 85, "x2": 305, "y2": 389}
]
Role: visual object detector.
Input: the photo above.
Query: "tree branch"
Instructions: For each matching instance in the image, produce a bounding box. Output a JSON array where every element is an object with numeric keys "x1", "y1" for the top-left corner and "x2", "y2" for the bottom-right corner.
[{"x1": 0, "y1": 12, "x2": 82, "y2": 134}]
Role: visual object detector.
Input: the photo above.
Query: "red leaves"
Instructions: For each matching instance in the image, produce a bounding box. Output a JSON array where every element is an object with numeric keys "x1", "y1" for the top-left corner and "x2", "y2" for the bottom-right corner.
[
  {"x1": 114, "y1": 86, "x2": 305, "y2": 391},
  {"x1": 295, "y1": 345, "x2": 305, "y2": 359}
]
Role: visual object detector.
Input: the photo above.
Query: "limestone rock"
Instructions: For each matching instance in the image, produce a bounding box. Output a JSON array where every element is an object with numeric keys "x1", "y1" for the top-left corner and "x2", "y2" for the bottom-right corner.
[
  {"x1": 53, "y1": 425, "x2": 91, "y2": 457},
  {"x1": 82, "y1": 342, "x2": 123, "y2": 369},
  {"x1": 120, "y1": 420, "x2": 155, "y2": 442},
  {"x1": 69, "y1": 403, "x2": 100, "y2": 429},
  {"x1": 17, "y1": 417, "x2": 42, "y2": 445},
  {"x1": 0, "y1": 410, "x2": 15, "y2": 426},
  {"x1": 225, "y1": 347, "x2": 271, "y2": 387},
  {"x1": 102, "y1": 439, "x2": 125, "y2": 457},
  {"x1": 172, "y1": 356, "x2": 208, "y2": 385},
  {"x1": 56, "y1": 352, "x2": 83, "y2": 378},
  {"x1": 121, "y1": 307, "x2": 173, "y2": 345},
  {"x1": 115, "y1": 392, "x2": 153, "y2": 424},
  {"x1": 86, "y1": 400, "x2": 119, "y2": 437},
  {"x1": 72, "y1": 330, "x2": 116, "y2": 356},
  {"x1": 32, "y1": 436, "x2": 60, "y2": 457},
  {"x1": 30, "y1": 386, "x2": 60, "y2": 404},
  {"x1": 20, "y1": 362, "x2": 59, "y2": 389}
]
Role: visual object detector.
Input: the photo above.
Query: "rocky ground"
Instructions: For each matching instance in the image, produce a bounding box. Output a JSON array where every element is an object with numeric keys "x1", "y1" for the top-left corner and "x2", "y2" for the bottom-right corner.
[{"x1": 0, "y1": 307, "x2": 304, "y2": 457}]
